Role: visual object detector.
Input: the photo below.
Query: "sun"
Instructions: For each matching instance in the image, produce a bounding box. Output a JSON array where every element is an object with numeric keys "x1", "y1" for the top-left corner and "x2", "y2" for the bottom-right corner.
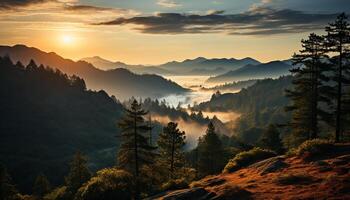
[{"x1": 61, "y1": 35, "x2": 74, "y2": 45}]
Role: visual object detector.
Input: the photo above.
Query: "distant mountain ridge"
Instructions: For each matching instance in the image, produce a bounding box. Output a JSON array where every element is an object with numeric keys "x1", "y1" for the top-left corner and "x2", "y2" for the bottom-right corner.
[
  {"x1": 0, "y1": 45, "x2": 188, "y2": 99},
  {"x1": 207, "y1": 61, "x2": 293, "y2": 83},
  {"x1": 81, "y1": 56, "x2": 174, "y2": 75},
  {"x1": 81, "y1": 56, "x2": 261, "y2": 76}
]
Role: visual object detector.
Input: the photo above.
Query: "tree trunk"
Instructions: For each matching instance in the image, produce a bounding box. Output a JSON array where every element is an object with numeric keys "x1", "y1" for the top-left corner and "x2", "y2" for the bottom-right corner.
[
  {"x1": 170, "y1": 132, "x2": 175, "y2": 179},
  {"x1": 335, "y1": 42, "x2": 343, "y2": 143},
  {"x1": 134, "y1": 113, "x2": 140, "y2": 200}
]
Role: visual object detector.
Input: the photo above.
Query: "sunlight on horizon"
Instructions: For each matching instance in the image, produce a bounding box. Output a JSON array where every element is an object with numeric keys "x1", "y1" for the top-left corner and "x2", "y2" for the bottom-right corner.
[{"x1": 61, "y1": 34, "x2": 75, "y2": 46}]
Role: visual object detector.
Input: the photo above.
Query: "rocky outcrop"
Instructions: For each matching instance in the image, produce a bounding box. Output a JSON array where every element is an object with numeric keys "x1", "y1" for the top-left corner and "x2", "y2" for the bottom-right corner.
[{"x1": 249, "y1": 156, "x2": 289, "y2": 175}]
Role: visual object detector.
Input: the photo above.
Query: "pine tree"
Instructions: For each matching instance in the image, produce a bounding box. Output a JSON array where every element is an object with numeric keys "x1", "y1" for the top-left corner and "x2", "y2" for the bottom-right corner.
[
  {"x1": 197, "y1": 122, "x2": 224, "y2": 176},
  {"x1": 117, "y1": 99, "x2": 156, "y2": 199},
  {"x1": 325, "y1": 13, "x2": 350, "y2": 142},
  {"x1": 33, "y1": 174, "x2": 51, "y2": 198},
  {"x1": 0, "y1": 165, "x2": 18, "y2": 200},
  {"x1": 286, "y1": 33, "x2": 330, "y2": 144},
  {"x1": 259, "y1": 124, "x2": 284, "y2": 154},
  {"x1": 157, "y1": 122, "x2": 186, "y2": 179},
  {"x1": 65, "y1": 151, "x2": 91, "y2": 194}
]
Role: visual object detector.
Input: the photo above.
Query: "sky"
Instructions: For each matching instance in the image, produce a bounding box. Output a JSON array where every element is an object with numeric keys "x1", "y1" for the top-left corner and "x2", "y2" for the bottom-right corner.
[{"x1": 0, "y1": 0, "x2": 349, "y2": 64}]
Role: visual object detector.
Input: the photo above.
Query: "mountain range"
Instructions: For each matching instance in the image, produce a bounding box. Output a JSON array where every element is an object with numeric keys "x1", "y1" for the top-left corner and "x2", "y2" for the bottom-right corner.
[
  {"x1": 0, "y1": 45, "x2": 187, "y2": 99},
  {"x1": 81, "y1": 56, "x2": 261, "y2": 76},
  {"x1": 206, "y1": 61, "x2": 293, "y2": 83},
  {"x1": 81, "y1": 56, "x2": 174, "y2": 75}
]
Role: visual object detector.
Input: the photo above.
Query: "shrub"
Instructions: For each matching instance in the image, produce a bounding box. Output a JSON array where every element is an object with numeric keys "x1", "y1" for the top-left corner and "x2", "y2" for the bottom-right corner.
[
  {"x1": 44, "y1": 186, "x2": 68, "y2": 200},
  {"x1": 223, "y1": 147, "x2": 276, "y2": 173},
  {"x1": 275, "y1": 173, "x2": 314, "y2": 185},
  {"x1": 74, "y1": 168, "x2": 134, "y2": 200},
  {"x1": 294, "y1": 139, "x2": 334, "y2": 160},
  {"x1": 161, "y1": 178, "x2": 188, "y2": 191}
]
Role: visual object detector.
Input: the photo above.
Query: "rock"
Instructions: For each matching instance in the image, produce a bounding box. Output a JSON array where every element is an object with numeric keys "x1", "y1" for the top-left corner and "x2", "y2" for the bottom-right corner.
[
  {"x1": 211, "y1": 185, "x2": 252, "y2": 200},
  {"x1": 191, "y1": 177, "x2": 226, "y2": 188},
  {"x1": 249, "y1": 156, "x2": 289, "y2": 175}
]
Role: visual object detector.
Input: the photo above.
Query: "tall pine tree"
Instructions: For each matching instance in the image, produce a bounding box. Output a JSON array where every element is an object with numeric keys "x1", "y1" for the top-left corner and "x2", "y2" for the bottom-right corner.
[
  {"x1": 65, "y1": 151, "x2": 91, "y2": 194},
  {"x1": 197, "y1": 122, "x2": 225, "y2": 177},
  {"x1": 286, "y1": 33, "x2": 330, "y2": 144},
  {"x1": 157, "y1": 122, "x2": 186, "y2": 179},
  {"x1": 325, "y1": 13, "x2": 350, "y2": 142},
  {"x1": 117, "y1": 99, "x2": 156, "y2": 199}
]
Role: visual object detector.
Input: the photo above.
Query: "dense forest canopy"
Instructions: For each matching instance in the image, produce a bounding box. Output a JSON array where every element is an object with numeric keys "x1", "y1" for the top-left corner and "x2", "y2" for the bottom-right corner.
[{"x1": 0, "y1": 56, "x2": 124, "y2": 192}]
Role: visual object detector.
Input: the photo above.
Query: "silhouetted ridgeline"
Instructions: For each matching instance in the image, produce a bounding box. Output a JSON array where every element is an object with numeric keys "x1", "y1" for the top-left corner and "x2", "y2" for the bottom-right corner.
[
  {"x1": 82, "y1": 56, "x2": 261, "y2": 76},
  {"x1": 0, "y1": 45, "x2": 188, "y2": 99},
  {"x1": 0, "y1": 56, "x2": 123, "y2": 192},
  {"x1": 207, "y1": 61, "x2": 293, "y2": 83}
]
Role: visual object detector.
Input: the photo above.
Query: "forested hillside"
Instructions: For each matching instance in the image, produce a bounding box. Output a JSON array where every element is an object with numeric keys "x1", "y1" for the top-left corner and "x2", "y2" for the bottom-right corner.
[
  {"x1": 0, "y1": 56, "x2": 124, "y2": 192},
  {"x1": 194, "y1": 76, "x2": 293, "y2": 144},
  {"x1": 195, "y1": 76, "x2": 292, "y2": 113},
  {"x1": 0, "y1": 45, "x2": 188, "y2": 99}
]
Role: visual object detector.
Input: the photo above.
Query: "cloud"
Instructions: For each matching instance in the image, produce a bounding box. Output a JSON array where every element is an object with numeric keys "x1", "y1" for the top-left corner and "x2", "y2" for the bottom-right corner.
[
  {"x1": 157, "y1": 0, "x2": 181, "y2": 8},
  {"x1": 0, "y1": 0, "x2": 50, "y2": 9},
  {"x1": 0, "y1": 0, "x2": 138, "y2": 25},
  {"x1": 64, "y1": 5, "x2": 113, "y2": 12},
  {"x1": 94, "y1": 7, "x2": 339, "y2": 35}
]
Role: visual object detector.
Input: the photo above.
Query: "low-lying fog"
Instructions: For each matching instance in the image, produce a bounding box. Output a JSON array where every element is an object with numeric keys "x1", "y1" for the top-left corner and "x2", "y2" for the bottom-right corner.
[
  {"x1": 153, "y1": 76, "x2": 241, "y2": 149},
  {"x1": 161, "y1": 75, "x2": 222, "y2": 107}
]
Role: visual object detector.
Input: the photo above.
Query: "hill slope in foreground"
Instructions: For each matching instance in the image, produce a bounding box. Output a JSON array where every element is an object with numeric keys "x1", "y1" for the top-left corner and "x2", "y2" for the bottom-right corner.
[{"x1": 153, "y1": 144, "x2": 350, "y2": 200}]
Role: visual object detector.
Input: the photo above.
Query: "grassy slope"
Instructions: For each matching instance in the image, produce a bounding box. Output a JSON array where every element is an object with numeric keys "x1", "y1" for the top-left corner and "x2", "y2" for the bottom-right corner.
[{"x1": 157, "y1": 144, "x2": 350, "y2": 199}]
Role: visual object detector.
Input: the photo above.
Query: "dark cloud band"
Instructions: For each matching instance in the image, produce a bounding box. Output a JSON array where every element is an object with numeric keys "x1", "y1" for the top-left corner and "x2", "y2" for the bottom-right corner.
[
  {"x1": 0, "y1": 0, "x2": 50, "y2": 9},
  {"x1": 95, "y1": 7, "x2": 339, "y2": 35}
]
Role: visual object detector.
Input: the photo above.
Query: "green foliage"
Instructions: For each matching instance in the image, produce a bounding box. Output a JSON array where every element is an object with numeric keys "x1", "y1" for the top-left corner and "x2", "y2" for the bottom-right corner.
[
  {"x1": 117, "y1": 99, "x2": 157, "y2": 199},
  {"x1": 65, "y1": 152, "x2": 91, "y2": 194},
  {"x1": 33, "y1": 174, "x2": 50, "y2": 198},
  {"x1": 223, "y1": 147, "x2": 276, "y2": 173},
  {"x1": 44, "y1": 186, "x2": 67, "y2": 200},
  {"x1": 285, "y1": 33, "x2": 331, "y2": 144},
  {"x1": 325, "y1": 13, "x2": 350, "y2": 142},
  {"x1": 259, "y1": 125, "x2": 284, "y2": 154},
  {"x1": 294, "y1": 139, "x2": 334, "y2": 159},
  {"x1": 117, "y1": 100, "x2": 156, "y2": 174},
  {"x1": 275, "y1": 173, "x2": 314, "y2": 185},
  {"x1": 75, "y1": 168, "x2": 134, "y2": 200},
  {"x1": 157, "y1": 122, "x2": 186, "y2": 179},
  {"x1": 197, "y1": 122, "x2": 226, "y2": 177}
]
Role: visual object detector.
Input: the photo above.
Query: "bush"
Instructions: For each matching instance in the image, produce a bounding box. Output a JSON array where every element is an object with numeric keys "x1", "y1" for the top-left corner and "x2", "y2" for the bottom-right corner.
[
  {"x1": 44, "y1": 186, "x2": 69, "y2": 200},
  {"x1": 223, "y1": 147, "x2": 276, "y2": 173},
  {"x1": 275, "y1": 173, "x2": 314, "y2": 185},
  {"x1": 74, "y1": 168, "x2": 134, "y2": 200},
  {"x1": 294, "y1": 139, "x2": 334, "y2": 159},
  {"x1": 161, "y1": 178, "x2": 188, "y2": 191}
]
